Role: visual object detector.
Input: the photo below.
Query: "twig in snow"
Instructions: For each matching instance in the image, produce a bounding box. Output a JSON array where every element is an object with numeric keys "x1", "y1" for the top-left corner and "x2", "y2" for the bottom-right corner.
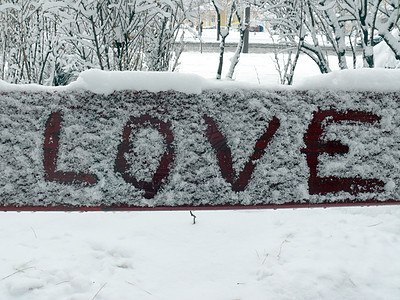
[
  {"x1": 348, "y1": 277, "x2": 356, "y2": 287},
  {"x1": 55, "y1": 281, "x2": 70, "y2": 286},
  {"x1": 91, "y1": 282, "x2": 107, "y2": 300},
  {"x1": 277, "y1": 234, "x2": 293, "y2": 260},
  {"x1": 1, "y1": 267, "x2": 34, "y2": 281},
  {"x1": 277, "y1": 239, "x2": 288, "y2": 260},
  {"x1": 190, "y1": 211, "x2": 197, "y2": 224},
  {"x1": 261, "y1": 253, "x2": 268, "y2": 265},
  {"x1": 368, "y1": 222, "x2": 383, "y2": 227},
  {"x1": 254, "y1": 66, "x2": 261, "y2": 84},
  {"x1": 255, "y1": 250, "x2": 269, "y2": 264},
  {"x1": 30, "y1": 226, "x2": 37, "y2": 239},
  {"x1": 126, "y1": 281, "x2": 153, "y2": 295}
]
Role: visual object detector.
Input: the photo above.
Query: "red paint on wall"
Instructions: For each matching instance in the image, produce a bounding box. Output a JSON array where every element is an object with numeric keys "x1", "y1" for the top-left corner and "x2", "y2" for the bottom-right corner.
[
  {"x1": 43, "y1": 111, "x2": 98, "y2": 185},
  {"x1": 114, "y1": 114, "x2": 175, "y2": 199},
  {"x1": 301, "y1": 109, "x2": 384, "y2": 195},
  {"x1": 203, "y1": 115, "x2": 280, "y2": 191}
]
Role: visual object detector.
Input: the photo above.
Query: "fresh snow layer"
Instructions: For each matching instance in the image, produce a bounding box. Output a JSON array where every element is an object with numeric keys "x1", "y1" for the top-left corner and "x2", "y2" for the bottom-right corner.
[
  {"x1": 0, "y1": 69, "x2": 269, "y2": 94},
  {"x1": 1, "y1": 68, "x2": 400, "y2": 94},
  {"x1": 67, "y1": 70, "x2": 207, "y2": 94},
  {"x1": 1, "y1": 208, "x2": 400, "y2": 300},
  {"x1": 294, "y1": 68, "x2": 400, "y2": 92}
]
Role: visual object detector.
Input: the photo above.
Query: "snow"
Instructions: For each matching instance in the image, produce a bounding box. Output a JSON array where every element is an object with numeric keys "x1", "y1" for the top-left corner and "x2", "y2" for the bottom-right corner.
[
  {"x1": 294, "y1": 68, "x2": 400, "y2": 92},
  {"x1": 374, "y1": 29, "x2": 400, "y2": 69},
  {"x1": 67, "y1": 70, "x2": 206, "y2": 95},
  {"x1": 1, "y1": 208, "x2": 400, "y2": 299},
  {"x1": 2, "y1": 61, "x2": 400, "y2": 95},
  {"x1": 1, "y1": 51, "x2": 400, "y2": 299}
]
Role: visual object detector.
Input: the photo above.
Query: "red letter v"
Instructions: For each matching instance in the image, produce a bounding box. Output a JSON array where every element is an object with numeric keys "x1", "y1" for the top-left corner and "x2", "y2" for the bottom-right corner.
[{"x1": 203, "y1": 115, "x2": 280, "y2": 192}]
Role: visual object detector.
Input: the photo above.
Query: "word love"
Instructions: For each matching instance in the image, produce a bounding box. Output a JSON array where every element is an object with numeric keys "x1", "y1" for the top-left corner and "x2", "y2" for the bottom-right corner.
[{"x1": 43, "y1": 109, "x2": 384, "y2": 199}]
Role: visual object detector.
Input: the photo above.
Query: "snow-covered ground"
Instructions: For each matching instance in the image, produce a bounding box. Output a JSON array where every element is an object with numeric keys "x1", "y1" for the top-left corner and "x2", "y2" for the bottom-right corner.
[
  {"x1": 1, "y1": 50, "x2": 400, "y2": 299},
  {"x1": 1, "y1": 207, "x2": 400, "y2": 300},
  {"x1": 178, "y1": 51, "x2": 327, "y2": 85}
]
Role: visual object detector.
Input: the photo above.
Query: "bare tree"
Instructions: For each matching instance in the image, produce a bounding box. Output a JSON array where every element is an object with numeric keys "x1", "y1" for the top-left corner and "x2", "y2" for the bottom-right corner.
[
  {"x1": 226, "y1": 2, "x2": 249, "y2": 79},
  {"x1": 258, "y1": 0, "x2": 330, "y2": 84},
  {"x1": 375, "y1": 0, "x2": 400, "y2": 60},
  {"x1": 317, "y1": 0, "x2": 349, "y2": 69},
  {"x1": 212, "y1": 0, "x2": 236, "y2": 79}
]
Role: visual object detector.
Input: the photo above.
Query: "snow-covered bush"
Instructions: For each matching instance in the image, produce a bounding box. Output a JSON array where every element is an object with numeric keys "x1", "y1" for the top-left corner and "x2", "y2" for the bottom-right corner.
[
  {"x1": 0, "y1": 0, "x2": 187, "y2": 85},
  {"x1": 1, "y1": 75, "x2": 399, "y2": 208},
  {"x1": 374, "y1": 29, "x2": 400, "y2": 69},
  {"x1": 256, "y1": 0, "x2": 400, "y2": 80}
]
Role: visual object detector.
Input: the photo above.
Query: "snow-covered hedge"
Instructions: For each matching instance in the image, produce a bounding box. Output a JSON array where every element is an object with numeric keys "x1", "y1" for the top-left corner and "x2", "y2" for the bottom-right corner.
[{"x1": 1, "y1": 71, "x2": 400, "y2": 209}]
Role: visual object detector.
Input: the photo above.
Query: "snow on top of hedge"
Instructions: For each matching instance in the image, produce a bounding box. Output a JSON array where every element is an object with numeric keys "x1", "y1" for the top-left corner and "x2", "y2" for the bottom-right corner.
[
  {"x1": 1, "y1": 68, "x2": 400, "y2": 93},
  {"x1": 293, "y1": 68, "x2": 400, "y2": 92},
  {"x1": 67, "y1": 70, "x2": 207, "y2": 94}
]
